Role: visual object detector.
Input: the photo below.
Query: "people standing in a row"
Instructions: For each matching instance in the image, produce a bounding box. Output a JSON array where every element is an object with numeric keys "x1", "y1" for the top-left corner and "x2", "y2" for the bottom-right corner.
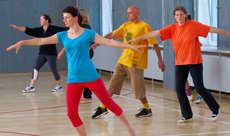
[
  {"x1": 128, "y1": 5, "x2": 230, "y2": 123},
  {"x1": 58, "y1": 7, "x2": 94, "y2": 101},
  {"x1": 91, "y1": 5, "x2": 165, "y2": 119},
  {"x1": 10, "y1": 14, "x2": 68, "y2": 93},
  {"x1": 7, "y1": 6, "x2": 142, "y2": 136}
]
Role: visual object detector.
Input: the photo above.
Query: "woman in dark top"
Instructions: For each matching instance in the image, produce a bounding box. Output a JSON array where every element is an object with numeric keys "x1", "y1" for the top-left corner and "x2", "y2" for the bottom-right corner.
[
  {"x1": 58, "y1": 8, "x2": 93, "y2": 101},
  {"x1": 10, "y1": 14, "x2": 68, "y2": 93}
]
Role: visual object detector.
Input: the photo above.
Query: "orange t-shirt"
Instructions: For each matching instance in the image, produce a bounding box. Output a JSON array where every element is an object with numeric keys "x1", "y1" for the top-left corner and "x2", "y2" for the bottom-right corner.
[{"x1": 159, "y1": 20, "x2": 211, "y2": 65}]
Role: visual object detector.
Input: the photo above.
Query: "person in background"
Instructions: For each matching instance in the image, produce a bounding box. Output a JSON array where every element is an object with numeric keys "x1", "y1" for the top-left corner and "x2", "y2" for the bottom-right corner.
[
  {"x1": 10, "y1": 14, "x2": 68, "y2": 93},
  {"x1": 185, "y1": 81, "x2": 193, "y2": 101}
]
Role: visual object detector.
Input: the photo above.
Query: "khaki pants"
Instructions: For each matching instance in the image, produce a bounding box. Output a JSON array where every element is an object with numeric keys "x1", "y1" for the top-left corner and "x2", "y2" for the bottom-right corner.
[{"x1": 107, "y1": 63, "x2": 145, "y2": 99}]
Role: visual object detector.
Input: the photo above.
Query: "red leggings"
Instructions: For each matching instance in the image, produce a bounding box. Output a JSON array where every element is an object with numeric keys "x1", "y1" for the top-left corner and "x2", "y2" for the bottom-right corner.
[{"x1": 66, "y1": 78, "x2": 123, "y2": 127}]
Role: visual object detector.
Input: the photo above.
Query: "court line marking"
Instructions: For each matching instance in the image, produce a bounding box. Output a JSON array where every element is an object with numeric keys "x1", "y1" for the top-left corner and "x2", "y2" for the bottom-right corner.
[
  {"x1": 1, "y1": 77, "x2": 230, "y2": 125},
  {"x1": 0, "y1": 131, "x2": 40, "y2": 136},
  {"x1": 163, "y1": 131, "x2": 230, "y2": 136},
  {"x1": 119, "y1": 95, "x2": 230, "y2": 125}
]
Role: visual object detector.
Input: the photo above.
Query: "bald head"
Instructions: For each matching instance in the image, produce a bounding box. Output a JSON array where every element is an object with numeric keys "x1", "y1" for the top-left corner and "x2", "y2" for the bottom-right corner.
[
  {"x1": 127, "y1": 5, "x2": 140, "y2": 23},
  {"x1": 128, "y1": 5, "x2": 140, "y2": 13}
]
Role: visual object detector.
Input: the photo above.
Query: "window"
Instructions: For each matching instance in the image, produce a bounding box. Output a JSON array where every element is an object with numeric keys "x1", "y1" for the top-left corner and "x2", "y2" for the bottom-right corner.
[
  {"x1": 196, "y1": 0, "x2": 218, "y2": 47},
  {"x1": 101, "y1": 0, "x2": 113, "y2": 37}
]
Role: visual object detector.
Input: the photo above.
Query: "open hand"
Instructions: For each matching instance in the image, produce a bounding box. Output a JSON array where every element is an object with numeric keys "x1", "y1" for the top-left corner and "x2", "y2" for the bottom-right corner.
[
  {"x1": 128, "y1": 38, "x2": 139, "y2": 44},
  {"x1": 90, "y1": 43, "x2": 99, "y2": 50},
  {"x1": 9, "y1": 24, "x2": 17, "y2": 29},
  {"x1": 6, "y1": 42, "x2": 22, "y2": 54},
  {"x1": 131, "y1": 45, "x2": 147, "y2": 53}
]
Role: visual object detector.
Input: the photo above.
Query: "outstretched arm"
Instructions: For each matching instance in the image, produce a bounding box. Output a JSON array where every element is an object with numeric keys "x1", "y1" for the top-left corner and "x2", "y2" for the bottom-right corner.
[
  {"x1": 128, "y1": 30, "x2": 161, "y2": 43},
  {"x1": 94, "y1": 33, "x2": 146, "y2": 53},
  {"x1": 9, "y1": 24, "x2": 26, "y2": 32},
  {"x1": 90, "y1": 32, "x2": 115, "y2": 50},
  {"x1": 153, "y1": 44, "x2": 165, "y2": 72},
  {"x1": 6, "y1": 34, "x2": 59, "y2": 54},
  {"x1": 210, "y1": 27, "x2": 230, "y2": 36}
]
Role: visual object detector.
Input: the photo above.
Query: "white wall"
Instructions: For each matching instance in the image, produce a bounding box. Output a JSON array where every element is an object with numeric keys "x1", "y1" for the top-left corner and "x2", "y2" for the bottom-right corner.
[
  {"x1": 144, "y1": 49, "x2": 164, "y2": 80},
  {"x1": 92, "y1": 45, "x2": 123, "y2": 71},
  {"x1": 188, "y1": 52, "x2": 230, "y2": 93},
  {"x1": 92, "y1": 47, "x2": 164, "y2": 79},
  {"x1": 93, "y1": 47, "x2": 230, "y2": 94}
]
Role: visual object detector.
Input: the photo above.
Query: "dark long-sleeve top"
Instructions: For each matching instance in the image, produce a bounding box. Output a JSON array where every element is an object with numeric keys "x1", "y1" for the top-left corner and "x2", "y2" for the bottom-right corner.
[
  {"x1": 25, "y1": 25, "x2": 69, "y2": 56},
  {"x1": 81, "y1": 24, "x2": 94, "y2": 59}
]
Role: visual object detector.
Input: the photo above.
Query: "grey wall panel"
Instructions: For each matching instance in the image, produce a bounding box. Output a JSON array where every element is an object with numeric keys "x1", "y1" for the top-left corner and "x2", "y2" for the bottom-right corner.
[
  {"x1": 78, "y1": 0, "x2": 100, "y2": 34},
  {"x1": 131, "y1": 0, "x2": 163, "y2": 44},
  {"x1": 112, "y1": 0, "x2": 132, "y2": 30},
  {"x1": 0, "y1": 0, "x2": 76, "y2": 74},
  {"x1": 163, "y1": 0, "x2": 178, "y2": 90},
  {"x1": 113, "y1": 0, "x2": 162, "y2": 43},
  {"x1": 218, "y1": 0, "x2": 230, "y2": 50}
]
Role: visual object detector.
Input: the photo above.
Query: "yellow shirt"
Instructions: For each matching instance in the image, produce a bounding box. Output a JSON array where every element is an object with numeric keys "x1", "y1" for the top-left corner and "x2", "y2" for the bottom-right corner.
[{"x1": 113, "y1": 21, "x2": 158, "y2": 69}]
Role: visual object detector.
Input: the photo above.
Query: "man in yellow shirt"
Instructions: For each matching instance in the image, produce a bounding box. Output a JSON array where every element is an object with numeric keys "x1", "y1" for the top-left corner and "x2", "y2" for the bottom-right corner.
[{"x1": 92, "y1": 5, "x2": 165, "y2": 118}]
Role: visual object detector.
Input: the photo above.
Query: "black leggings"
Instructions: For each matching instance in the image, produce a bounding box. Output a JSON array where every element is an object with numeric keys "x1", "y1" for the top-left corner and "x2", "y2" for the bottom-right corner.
[
  {"x1": 175, "y1": 63, "x2": 220, "y2": 119},
  {"x1": 32, "y1": 55, "x2": 60, "y2": 81}
]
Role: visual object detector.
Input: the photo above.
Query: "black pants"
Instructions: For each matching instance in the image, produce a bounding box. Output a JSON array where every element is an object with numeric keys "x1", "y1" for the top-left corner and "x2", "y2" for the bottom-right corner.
[
  {"x1": 82, "y1": 49, "x2": 94, "y2": 98},
  {"x1": 175, "y1": 63, "x2": 220, "y2": 119},
  {"x1": 32, "y1": 55, "x2": 60, "y2": 81}
]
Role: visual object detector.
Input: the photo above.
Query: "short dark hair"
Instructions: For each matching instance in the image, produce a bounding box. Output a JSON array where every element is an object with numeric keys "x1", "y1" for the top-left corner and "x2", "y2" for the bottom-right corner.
[
  {"x1": 63, "y1": 6, "x2": 82, "y2": 25},
  {"x1": 42, "y1": 14, "x2": 52, "y2": 23}
]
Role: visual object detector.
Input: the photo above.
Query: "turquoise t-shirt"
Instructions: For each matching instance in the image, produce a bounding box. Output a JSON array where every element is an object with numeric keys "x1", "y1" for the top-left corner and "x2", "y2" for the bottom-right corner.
[{"x1": 57, "y1": 29, "x2": 100, "y2": 83}]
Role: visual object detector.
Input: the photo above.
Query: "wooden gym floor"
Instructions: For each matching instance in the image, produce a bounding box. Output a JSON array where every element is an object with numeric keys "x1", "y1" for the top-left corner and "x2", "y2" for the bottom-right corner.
[{"x1": 0, "y1": 71, "x2": 230, "y2": 136}]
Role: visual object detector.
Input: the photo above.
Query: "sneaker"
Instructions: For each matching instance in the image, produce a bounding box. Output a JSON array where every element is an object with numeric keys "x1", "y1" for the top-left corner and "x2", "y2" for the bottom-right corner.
[
  {"x1": 177, "y1": 118, "x2": 193, "y2": 123},
  {"x1": 52, "y1": 85, "x2": 63, "y2": 92},
  {"x1": 194, "y1": 96, "x2": 203, "y2": 104},
  {"x1": 22, "y1": 85, "x2": 35, "y2": 93},
  {"x1": 91, "y1": 107, "x2": 108, "y2": 119},
  {"x1": 135, "y1": 108, "x2": 152, "y2": 117},
  {"x1": 211, "y1": 109, "x2": 220, "y2": 122},
  {"x1": 187, "y1": 95, "x2": 194, "y2": 101}
]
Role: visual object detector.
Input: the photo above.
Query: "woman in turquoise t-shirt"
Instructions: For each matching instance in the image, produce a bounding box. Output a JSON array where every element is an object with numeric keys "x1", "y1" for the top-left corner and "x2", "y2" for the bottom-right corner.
[{"x1": 7, "y1": 6, "x2": 146, "y2": 136}]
